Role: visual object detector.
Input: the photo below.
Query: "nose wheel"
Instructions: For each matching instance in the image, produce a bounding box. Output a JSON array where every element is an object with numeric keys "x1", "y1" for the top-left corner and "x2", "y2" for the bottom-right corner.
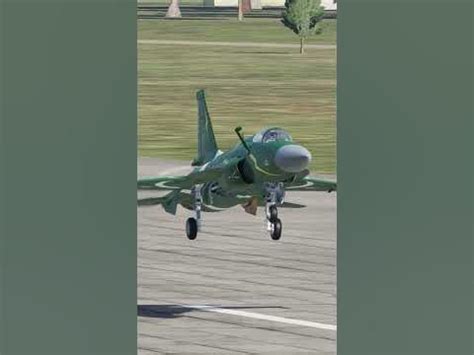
[
  {"x1": 268, "y1": 204, "x2": 278, "y2": 221},
  {"x1": 265, "y1": 194, "x2": 283, "y2": 241},
  {"x1": 269, "y1": 217, "x2": 282, "y2": 240}
]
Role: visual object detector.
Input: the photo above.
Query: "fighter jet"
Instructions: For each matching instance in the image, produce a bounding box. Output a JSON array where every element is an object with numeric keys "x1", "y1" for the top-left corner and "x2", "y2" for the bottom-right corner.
[{"x1": 138, "y1": 90, "x2": 336, "y2": 241}]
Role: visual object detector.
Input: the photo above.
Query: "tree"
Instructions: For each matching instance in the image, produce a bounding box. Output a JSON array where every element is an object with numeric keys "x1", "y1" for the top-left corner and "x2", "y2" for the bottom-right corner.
[
  {"x1": 281, "y1": 0, "x2": 324, "y2": 54},
  {"x1": 166, "y1": 0, "x2": 181, "y2": 18}
]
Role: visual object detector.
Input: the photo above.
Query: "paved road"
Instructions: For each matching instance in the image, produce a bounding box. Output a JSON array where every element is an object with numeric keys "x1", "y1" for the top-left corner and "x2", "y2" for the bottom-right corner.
[
  {"x1": 138, "y1": 39, "x2": 336, "y2": 50},
  {"x1": 138, "y1": 157, "x2": 337, "y2": 354},
  {"x1": 137, "y1": 5, "x2": 337, "y2": 20}
]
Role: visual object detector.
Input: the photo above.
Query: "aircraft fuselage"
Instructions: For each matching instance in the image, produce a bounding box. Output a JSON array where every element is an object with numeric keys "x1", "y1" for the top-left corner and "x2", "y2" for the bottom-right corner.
[{"x1": 190, "y1": 130, "x2": 312, "y2": 211}]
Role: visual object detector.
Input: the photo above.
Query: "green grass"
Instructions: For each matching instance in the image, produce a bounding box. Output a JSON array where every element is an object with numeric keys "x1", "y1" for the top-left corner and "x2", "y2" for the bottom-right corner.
[
  {"x1": 139, "y1": 18, "x2": 336, "y2": 45},
  {"x1": 138, "y1": 19, "x2": 336, "y2": 174}
]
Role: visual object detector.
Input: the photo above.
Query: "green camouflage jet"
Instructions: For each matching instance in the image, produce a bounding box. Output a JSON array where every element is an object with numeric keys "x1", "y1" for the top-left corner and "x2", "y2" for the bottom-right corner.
[{"x1": 138, "y1": 90, "x2": 336, "y2": 241}]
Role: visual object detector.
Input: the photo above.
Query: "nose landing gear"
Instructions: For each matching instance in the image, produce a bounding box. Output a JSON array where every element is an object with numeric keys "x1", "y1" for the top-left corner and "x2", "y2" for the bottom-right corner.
[
  {"x1": 265, "y1": 183, "x2": 284, "y2": 240},
  {"x1": 269, "y1": 217, "x2": 282, "y2": 240},
  {"x1": 268, "y1": 204, "x2": 278, "y2": 221},
  {"x1": 266, "y1": 204, "x2": 282, "y2": 240}
]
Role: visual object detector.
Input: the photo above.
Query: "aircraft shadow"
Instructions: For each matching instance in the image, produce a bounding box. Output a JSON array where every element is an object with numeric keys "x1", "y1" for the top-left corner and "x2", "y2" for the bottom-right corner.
[{"x1": 137, "y1": 304, "x2": 287, "y2": 319}]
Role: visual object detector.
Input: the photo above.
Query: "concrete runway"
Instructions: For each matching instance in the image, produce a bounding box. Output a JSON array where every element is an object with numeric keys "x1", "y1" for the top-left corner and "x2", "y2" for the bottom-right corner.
[{"x1": 138, "y1": 158, "x2": 337, "y2": 354}]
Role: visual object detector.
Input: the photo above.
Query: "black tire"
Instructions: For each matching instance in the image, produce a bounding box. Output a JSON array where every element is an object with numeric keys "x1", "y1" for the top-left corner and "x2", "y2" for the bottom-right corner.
[
  {"x1": 268, "y1": 205, "x2": 278, "y2": 221},
  {"x1": 186, "y1": 217, "x2": 198, "y2": 240},
  {"x1": 270, "y1": 218, "x2": 282, "y2": 240}
]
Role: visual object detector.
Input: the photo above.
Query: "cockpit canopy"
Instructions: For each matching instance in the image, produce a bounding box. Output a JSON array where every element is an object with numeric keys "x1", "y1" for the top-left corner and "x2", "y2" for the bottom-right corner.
[{"x1": 252, "y1": 128, "x2": 293, "y2": 144}]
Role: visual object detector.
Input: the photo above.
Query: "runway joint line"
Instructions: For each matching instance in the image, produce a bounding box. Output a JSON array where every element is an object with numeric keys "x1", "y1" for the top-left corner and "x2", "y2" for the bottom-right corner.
[{"x1": 180, "y1": 304, "x2": 337, "y2": 331}]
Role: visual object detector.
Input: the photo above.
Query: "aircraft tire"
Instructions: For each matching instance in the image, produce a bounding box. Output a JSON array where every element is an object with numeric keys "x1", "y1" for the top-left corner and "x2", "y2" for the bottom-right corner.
[
  {"x1": 268, "y1": 205, "x2": 278, "y2": 221},
  {"x1": 186, "y1": 217, "x2": 198, "y2": 240},
  {"x1": 270, "y1": 218, "x2": 282, "y2": 240}
]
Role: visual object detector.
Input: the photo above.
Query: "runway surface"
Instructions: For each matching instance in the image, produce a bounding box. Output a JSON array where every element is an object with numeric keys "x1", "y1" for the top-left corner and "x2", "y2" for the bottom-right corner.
[{"x1": 138, "y1": 158, "x2": 337, "y2": 354}]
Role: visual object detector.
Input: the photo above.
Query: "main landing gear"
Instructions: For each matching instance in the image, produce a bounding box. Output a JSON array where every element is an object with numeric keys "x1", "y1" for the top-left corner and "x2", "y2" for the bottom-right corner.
[
  {"x1": 265, "y1": 183, "x2": 284, "y2": 241},
  {"x1": 185, "y1": 183, "x2": 285, "y2": 241},
  {"x1": 186, "y1": 185, "x2": 202, "y2": 240}
]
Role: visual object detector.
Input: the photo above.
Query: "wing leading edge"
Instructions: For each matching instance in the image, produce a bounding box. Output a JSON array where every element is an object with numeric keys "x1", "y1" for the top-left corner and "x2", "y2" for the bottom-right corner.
[{"x1": 137, "y1": 157, "x2": 241, "y2": 191}]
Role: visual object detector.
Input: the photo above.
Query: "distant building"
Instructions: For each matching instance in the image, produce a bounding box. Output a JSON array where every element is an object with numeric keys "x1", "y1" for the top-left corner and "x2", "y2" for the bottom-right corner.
[
  {"x1": 203, "y1": 0, "x2": 279, "y2": 7},
  {"x1": 321, "y1": 0, "x2": 336, "y2": 11},
  {"x1": 206, "y1": 0, "x2": 337, "y2": 10}
]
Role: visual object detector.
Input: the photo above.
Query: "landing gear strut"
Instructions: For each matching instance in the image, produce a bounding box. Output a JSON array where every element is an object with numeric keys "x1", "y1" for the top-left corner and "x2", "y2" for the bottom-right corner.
[
  {"x1": 186, "y1": 185, "x2": 202, "y2": 240},
  {"x1": 265, "y1": 183, "x2": 284, "y2": 240}
]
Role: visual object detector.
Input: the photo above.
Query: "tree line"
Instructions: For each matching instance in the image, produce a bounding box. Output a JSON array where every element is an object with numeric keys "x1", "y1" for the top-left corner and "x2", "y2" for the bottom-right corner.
[{"x1": 165, "y1": 0, "x2": 325, "y2": 54}]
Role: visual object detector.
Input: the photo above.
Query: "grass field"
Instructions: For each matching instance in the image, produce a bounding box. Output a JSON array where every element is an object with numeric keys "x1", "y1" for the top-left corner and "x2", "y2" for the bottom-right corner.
[
  {"x1": 139, "y1": 18, "x2": 336, "y2": 44},
  {"x1": 138, "y1": 18, "x2": 336, "y2": 174}
]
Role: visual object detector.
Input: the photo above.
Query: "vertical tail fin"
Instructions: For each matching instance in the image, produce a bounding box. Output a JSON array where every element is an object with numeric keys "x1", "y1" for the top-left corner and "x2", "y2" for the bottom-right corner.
[{"x1": 193, "y1": 89, "x2": 219, "y2": 166}]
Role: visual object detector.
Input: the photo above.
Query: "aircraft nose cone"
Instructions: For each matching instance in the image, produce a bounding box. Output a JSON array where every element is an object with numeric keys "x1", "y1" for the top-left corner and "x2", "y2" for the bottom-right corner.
[{"x1": 274, "y1": 145, "x2": 312, "y2": 173}]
